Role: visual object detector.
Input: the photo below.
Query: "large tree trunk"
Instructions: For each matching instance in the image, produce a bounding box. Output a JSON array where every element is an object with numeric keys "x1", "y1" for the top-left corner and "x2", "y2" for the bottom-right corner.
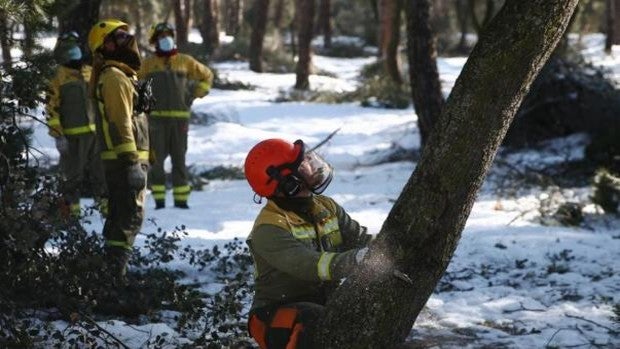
[
  {"x1": 57, "y1": 0, "x2": 102, "y2": 52},
  {"x1": 385, "y1": 0, "x2": 403, "y2": 84},
  {"x1": 405, "y1": 0, "x2": 444, "y2": 149},
  {"x1": 249, "y1": 0, "x2": 270, "y2": 72},
  {"x1": 314, "y1": 0, "x2": 578, "y2": 347},
  {"x1": 201, "y1": 0, "x2": 220, "y2": 56},
  {"x1": 317, "y1": 0, "x2": 332, "y2": 49},
  {"x1": 294, "y1": 0, "x2": 315, "y2": 90},
  {"x1": 173, "y1": 0, "x2": 191, "y2": 48}
]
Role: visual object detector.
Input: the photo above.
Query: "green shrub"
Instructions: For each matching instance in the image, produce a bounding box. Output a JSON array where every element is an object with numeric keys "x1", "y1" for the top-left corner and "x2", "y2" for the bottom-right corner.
[{"x1": 592, "y1": 168, "x2": 620, "y2": 214}]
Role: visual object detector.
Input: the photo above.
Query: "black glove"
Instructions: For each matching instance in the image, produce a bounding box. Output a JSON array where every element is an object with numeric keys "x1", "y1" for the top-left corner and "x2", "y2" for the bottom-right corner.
[{"x1": 127, "y1": 162, "x2": 147, "y2": 190}]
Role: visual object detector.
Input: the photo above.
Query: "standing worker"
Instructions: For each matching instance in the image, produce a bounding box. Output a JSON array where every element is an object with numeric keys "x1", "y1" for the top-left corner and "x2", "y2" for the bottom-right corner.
[
  {"x1": 88, "y1": 19, "x2": 150, "y2": 280},
  {"x1": 244, "y1": 138, "x2": 373, "y2": 349},
  {"x1": 46, "y1": 31, "x2": 107, "y2": 218},
  {"x1": 139, "y1": 22, "x2": 214, "y2": 209}
]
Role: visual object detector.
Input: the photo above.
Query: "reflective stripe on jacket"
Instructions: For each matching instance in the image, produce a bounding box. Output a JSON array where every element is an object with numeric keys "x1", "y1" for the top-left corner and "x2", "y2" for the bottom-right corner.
[
  {"x1": 95, "y1": 60, "x2": 149, "y2": 163},
  {"x1": 247, "y1": 195, "x2": 371, "y2": 310},
  {"x1": 139, "y1": 53, "x2": 213, "y2": 119},
  {"x1": 46, "y1": 65, "x2": 96, "y2": 137}
]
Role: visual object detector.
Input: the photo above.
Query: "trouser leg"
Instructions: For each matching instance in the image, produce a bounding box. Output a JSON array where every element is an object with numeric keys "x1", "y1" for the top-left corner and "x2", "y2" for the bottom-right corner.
[
  {"x1": 103, "y1": 163, "x2": 146, "y2": 278},
  {"x1": 60, "y1": 137, "x2": 85, "y2": 217},
  {"x1": 148, "y1": 118, "x2": 169, "y2": 208},
  {"x1": 171, "y1": 119, "x2": 190, "y2": 208}
]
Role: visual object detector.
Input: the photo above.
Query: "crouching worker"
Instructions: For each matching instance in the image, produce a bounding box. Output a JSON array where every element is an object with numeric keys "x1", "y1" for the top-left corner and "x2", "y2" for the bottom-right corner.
[{"x1": 244, "y1": 139, "x2": 373, "y2": 349}]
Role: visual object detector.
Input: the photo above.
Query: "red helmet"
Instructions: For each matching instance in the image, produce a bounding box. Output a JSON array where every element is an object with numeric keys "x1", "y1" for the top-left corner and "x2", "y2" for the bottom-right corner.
[{"x1": 244, "y1": 139, "x2": 304, "y2": 197}]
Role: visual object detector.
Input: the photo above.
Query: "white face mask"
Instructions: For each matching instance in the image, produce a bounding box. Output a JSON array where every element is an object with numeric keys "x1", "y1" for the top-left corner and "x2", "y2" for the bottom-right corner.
[
  {"x1": 66, "y1": 46, "x2": 82, "y2": 61},
  {"x1": 157, "y1": 36, "x2": 175, "y2": 52}
]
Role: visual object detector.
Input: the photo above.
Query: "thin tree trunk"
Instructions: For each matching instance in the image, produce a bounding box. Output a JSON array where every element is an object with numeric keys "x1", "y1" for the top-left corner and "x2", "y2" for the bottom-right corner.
[
  {"x1": 202, "y1": 0, "x2": 220, "y2": 55},
  {"x1": 0, "y1": 10, "x2": 11, "y2": 66},
  {"x1": 385, "y1": 0, "x2": 403, "y2": 84},
  {"x1": 606, "y1": 0, "x2": 615, "y2": 53},
  {"x1": 294, "y1": 0, "x2": 315, "y2": 90},
  {"x1": 224, "y1": 0, "x2": 243, "y2": 36},
  {"x1": 378, "y1": 0, "x2": 393, "y2": 58},
  {"x1": 318, "y1": 0, "x2": 332, "y2": 49},
  {"x1": 405, "y1": 0, "x2": 443, "y2": 149},
  {"x1": 314, "y1": 0, "x2": 578, "y2": 347},
  {"x1": 273, "y1": 0, "x2": 286, "y2": 29},
  {"x1": 614, "y1": 0, "x2": 620, "y2": 45},
  {"x1": 174, "y1": 0, "x2": 191, "y2": 48},
  {"x1": 455, "y1": 0, "x2": 469, "y2": 53},
  {"x1": 249, "y1": 0, "x2": 270, "y2": 72}
]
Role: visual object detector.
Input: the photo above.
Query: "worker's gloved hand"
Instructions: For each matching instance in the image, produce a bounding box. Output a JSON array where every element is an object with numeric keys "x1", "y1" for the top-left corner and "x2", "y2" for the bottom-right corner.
[
  {"x1": 127, "y1": 162, "x2": 147, "y2": 190},
  {"x1": 355, "y1": 247, "x2": 368, "y2": 264},
  {"x1": 55, "y1": 136, "x2": 69, "y2": 154}
]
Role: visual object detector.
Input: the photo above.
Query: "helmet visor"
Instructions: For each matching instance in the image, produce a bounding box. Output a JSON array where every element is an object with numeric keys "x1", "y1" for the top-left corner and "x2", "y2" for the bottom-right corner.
[{"x1": 297, "y1": 150, "x2": 333, "y2": 194}]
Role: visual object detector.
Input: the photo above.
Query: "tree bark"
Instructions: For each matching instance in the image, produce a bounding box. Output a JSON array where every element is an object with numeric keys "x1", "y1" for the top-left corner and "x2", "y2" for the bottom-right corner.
[
  {"x1": 249, "y1": 0, "x2": 270, "y2": 72},
  {"x1": 405, "y1": 0, "x2": 443, "y2": 149},
  {"x1": 317, "y1": 0, "x2": 332, "y2": 49},
  {"x1": 385, "y1": 0, "x2": 403, "y2": 84},
  {"x1": 468, "y1": 0, "x2": 496, "y2": 34},
  {"x1": 273, "y1": 0, "x2": 286, "y2": 29},
  {"x1": 201, "y1": 0, "x2": 220, "y2": 55},
  {"x1": 314, "y1": 0, "x2": 578, "y2": 347},
  {"x1": 173, "y1": 0, "x2": 191, "y2": 48},
  {"x1": 294, "y1": 0, "x2": 315, "y2": 90}
]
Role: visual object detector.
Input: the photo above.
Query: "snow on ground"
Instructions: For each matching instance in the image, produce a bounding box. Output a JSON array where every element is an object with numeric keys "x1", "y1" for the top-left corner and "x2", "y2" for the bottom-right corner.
[{"x1": 25, "y1": 34, "x2": 620, "y2": 348}]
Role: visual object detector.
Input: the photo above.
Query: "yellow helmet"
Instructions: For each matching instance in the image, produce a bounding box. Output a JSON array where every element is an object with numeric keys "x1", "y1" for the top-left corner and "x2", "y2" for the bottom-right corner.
[
  {"x1": 88, "y1": 19, "x2": 129, "y2": 53},
  {"x1": 148, "y1": 22, "x2": 174, "y2": 44}
]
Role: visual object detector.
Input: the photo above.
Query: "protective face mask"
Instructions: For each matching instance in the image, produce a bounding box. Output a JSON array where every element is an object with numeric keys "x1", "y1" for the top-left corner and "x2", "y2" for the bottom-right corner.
[
  {"x1": 157, "y1": 36, "x2": 175, "y2": 52},
  {"x1": 66, "y1": 46, "x2": 82, "y2": 61}
]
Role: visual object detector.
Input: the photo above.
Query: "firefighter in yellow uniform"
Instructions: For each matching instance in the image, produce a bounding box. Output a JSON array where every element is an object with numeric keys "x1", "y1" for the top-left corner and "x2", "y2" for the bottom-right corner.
[
  {"x1": 88, "y1": 19, "x2": 150, "y2": 279},
  {"x1": 46, "y1": 31, "x2": 106, "y2": 218},
  {"x1": 139, "y1": 22, "x2": 213, "y2": 209},
  {"x1": 244, "y1": 139, "x2": 372, "y2": 349}
]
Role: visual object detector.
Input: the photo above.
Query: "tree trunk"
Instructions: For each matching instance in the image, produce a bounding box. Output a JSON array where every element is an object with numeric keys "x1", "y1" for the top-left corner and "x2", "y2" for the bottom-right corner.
[
  {"x1": 378, "y1": 0, "x2": 393, "y2": 58},
  {"x1": 405, "y1": 0, "x2": 443, "y2": 149},
  {"x1": 385, "y1": 0, "x2": 403, "y2": 84},
  {"x1": 314, "y1": 0, "x2": 578, "y2": 347},
  {"x1": 174, "y1": 0, "x2": 191, "y2": 48},
  {"x1": 201, "y1": 0, "x2": 220, "y2": 55},
  {"x1": 224, "y1": 0, "x2": 243, "y2": 36},
  {"x1": 317, "y1": 0, "x2": 332, "y2": 49},
  {"x1": 249, "y1": 0, "x2": 270, "y2": 72},
  {"x1": 0, "y1": 10, "x2": 11, "y2": 66},
  {"x1": 455, "y1": 0, "x2": 469, "y2": 53},
  {"x1": 57, "y1": 0, "x2": 102, "y2": 52},
  {"x1": 273, "y1": 0, "x2": 286, "y2": 29},
  {"x1": 606, "y1": 0, "x2": 615, "y2": 53},
  {"x1": 294, "y1": 0, "x2": 315, "y2": 90},
  {"x1": 614, "y1": 0, "x2": 620, "y2": 45}
]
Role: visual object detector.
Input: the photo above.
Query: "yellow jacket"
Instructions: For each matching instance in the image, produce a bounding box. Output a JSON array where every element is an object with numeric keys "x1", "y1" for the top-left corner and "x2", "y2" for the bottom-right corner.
[
  {"x1": 94, "y1": 60, "x2": 149, "y2": 164},
  {"x1": 139, "y1": 53, "x2": 213, "y2": 119},
  {"x1": 46, "y1": 65, "x2": 96, "y2": 137}
]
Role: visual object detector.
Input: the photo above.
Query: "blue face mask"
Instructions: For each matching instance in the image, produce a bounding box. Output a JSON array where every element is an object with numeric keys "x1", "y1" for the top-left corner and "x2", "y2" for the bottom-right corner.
[
  {"x1": 66, "y1": 46, "x2": 82, "y2": 61},
  {"x1": 157, "y1": 36, "x2": 175, "y2": 52}
]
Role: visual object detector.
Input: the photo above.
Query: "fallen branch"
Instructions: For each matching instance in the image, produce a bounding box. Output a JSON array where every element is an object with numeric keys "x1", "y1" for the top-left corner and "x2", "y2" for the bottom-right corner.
[
  {"x1": 565, "y1": 313, "x2": 618, "y2": 334},
  {"x1": 308, "y1": 127, "x2": 341, "y2": 152}
]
